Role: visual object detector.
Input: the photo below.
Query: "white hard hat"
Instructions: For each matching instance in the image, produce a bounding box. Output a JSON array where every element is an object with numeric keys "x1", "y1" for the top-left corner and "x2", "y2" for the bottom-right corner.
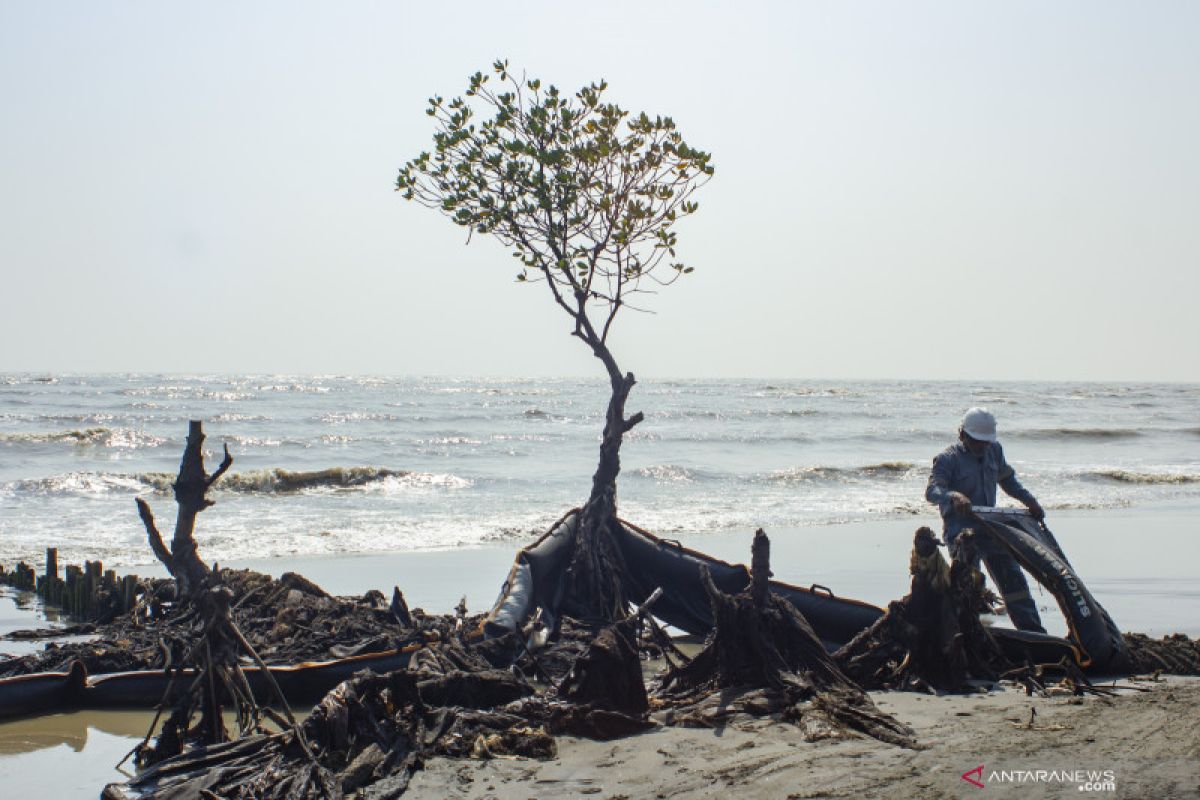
[{"x1": 961, "y1": 407, "x2": 998, "y2": 442}]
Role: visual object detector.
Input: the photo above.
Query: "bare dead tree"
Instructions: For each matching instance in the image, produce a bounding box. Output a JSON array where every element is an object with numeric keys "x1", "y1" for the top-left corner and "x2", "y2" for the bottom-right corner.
[{"x1": 136, "y1": 420, "x2": 231, "y2": 600}]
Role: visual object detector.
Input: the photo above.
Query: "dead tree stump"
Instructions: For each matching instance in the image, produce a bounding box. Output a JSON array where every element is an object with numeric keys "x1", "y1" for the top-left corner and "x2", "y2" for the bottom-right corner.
[
  {"x1": 657, "y1": 530, "x2": 914, "y2": 747},
  {"x1": 835, "y1": 527, "x2": 1010, "y2": 692},
  {"x1": 559, "y1": 617, "x2": 648, "y2": 716}
]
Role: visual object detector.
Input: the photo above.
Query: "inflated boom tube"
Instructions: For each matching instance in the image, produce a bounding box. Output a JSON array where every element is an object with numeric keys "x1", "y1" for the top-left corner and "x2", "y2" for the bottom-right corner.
[
  {"x1": 0, "y1": 647, "x2": 419, "y2": 721},
  {"x1": 972, "y1": 508, "x2": 1126, "y2": 672},
  {"x1": 484, "y1": 509, "x2": 1110, "y2": 672},
  {"x1": 485, "y1": 510, "x2": 885, "y2": 650}
]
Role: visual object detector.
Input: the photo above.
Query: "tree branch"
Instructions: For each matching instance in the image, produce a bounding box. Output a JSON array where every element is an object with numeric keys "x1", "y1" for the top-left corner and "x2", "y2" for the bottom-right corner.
[
  {"x1": 206, "y1": 443, "x2": 233, "y2": 489},
  {"x1": 136, "y1": 497, "x2": 174, "y2": 573}
]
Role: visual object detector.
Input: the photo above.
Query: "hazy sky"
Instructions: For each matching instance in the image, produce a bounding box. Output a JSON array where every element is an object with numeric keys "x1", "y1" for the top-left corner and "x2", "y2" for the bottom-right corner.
[{"x1": 2, "y1": 2, "x2": 1197, "y2": 381}]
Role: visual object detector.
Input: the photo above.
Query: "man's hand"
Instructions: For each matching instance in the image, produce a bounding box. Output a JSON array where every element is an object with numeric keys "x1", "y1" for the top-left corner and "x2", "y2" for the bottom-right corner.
[
  {"x1": 1025, "y1": 499, "x2": 1046, "y2": 521},
  {"x1": 949, "y1": 491, "x2": 973, "y2": 514}
]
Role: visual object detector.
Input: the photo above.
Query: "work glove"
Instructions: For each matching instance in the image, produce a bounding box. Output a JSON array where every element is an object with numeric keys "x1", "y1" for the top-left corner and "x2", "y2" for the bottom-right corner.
[
  {"x1": 1025, "y1": 499, "x2": 1045, "y2": 521},
  {"x1": 949, "y1": 491, "x2": 973, "y2": 514}
]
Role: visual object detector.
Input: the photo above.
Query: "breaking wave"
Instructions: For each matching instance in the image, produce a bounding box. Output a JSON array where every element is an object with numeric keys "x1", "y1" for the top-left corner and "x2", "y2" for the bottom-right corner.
[
  {"x1": 4, "y1": 467, "x2": 471, "y2": 497},
  {"x1": 1083, "y1": 469, "x2": 1200, "y2": 485},
  {"x1": 0, "y1": 427, "x2": 165, "y2": 448},
  {"x1": 205, "y1": 467, "x2": 471, "y2": 493},
  {"x1": 767, "y1": 462, "x2": 918, "y2": 484},
  {"x1": 1012, "y1": 428, "x2": 1143, "y2": 441}
]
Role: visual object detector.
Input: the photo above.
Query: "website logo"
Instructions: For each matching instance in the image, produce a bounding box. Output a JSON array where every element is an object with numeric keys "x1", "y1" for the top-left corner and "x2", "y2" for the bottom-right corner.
[
  {"x1": 960, "y1": 763, "x2": 1117, "y2": 792},
  {"x1": 961, "y1": 765, "x2": 985, "y2": 788}
]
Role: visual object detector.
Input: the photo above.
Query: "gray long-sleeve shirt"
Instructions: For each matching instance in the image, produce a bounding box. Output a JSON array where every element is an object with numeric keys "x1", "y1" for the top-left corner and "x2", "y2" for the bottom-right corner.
[{"x1": 925, "y1": 440, "x2": 1037, "y2": 540}]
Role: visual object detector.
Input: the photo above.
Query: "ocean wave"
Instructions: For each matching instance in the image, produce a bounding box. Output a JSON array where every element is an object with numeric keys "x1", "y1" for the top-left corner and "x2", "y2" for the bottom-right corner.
[
  {"x1": 227, "y1": 435, "x2": 293, "y2": 448},
  {"x1": 37, "y1": 413, "x2": 117, "y2": 423},
  {"x1": 421, "y1": 436, "x2": 483, "y2": 446},
  {"x1": 433, "y1": 385, "x2": 560, "y2": 397},
  {"x1": 215, "y1": 467, "x2": 471, "y2": 493},
  {"x1": 522, "y1": 408, "x2": 569, "y2": 421},
  {"x1": 646, "y1": 432, "x2": 812, "y2": 445},
  {"x1": 3, "y1": 466, "x2": 472, "y2": 498},
  {"x1": 767, "y1": 462, "x2": 918, "y2": 484},
  {"x1": 490, "y1": 433, "x2": 559, "y2": 443},
  {"x1": 213, "y1": 413, "x2": 272, "y2": 423},
  {"x1": 5, "y1": 472, "x2": 159, "y2": 497},
  {"x1": 1083, "y1": 469, "x2": 1200, "y2": 485},
  {"x1": 756, "y1": 386, "x2": 861, "y2": 398},
  {"x1": 765, "y1": 409, "x2": 821, "y2": 418},
  {"x1": 633, "y1": 464, "x2": 702, "y2": 483},
  {"x1": 0, "y1": 427, "x2": 165, "y2": 448},
  {"x1": 1011, "y1": 427, "x2": 1143, "y2": 441},
  {"x1": 255, "y1": 383, "x2": 331, "y2": 394},
  {"x1": 0, "y1": 427, "x2": 108, "y2": 444},
  {"x1": 972, "y1": 396, "x2": 1019, "y2": 406},
  {"x1": 121, "y1": 386, "x2": 257, "y2": 402},
  {"x1": 317, "y1": 412, "x2": 403, "y2": 423}
]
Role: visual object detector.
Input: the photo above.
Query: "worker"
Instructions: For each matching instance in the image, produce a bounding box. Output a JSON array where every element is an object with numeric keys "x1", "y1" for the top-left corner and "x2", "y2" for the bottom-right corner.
[{"x1": 926, "y1": 407, "x2": 1046, "y2": 632}]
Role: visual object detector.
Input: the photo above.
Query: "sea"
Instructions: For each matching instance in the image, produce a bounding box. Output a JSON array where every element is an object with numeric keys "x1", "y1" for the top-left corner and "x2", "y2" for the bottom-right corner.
[{"x1": 1, "y1": 374, "x2": 1197, "y2": 571}]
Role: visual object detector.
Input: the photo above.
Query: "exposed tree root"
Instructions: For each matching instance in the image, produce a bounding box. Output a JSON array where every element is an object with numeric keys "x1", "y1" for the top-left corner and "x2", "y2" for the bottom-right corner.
[
  {"x1": 655, "y1": 531, "x2": 916, "y2": 748},
  {"x1": 834, "y1": 528, "x2": 1009, "y2": 693}
]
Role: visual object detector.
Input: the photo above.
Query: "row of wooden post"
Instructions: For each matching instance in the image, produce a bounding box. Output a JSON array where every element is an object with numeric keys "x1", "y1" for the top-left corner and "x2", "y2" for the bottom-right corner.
[{"x1": 0, "y1": 548, "x2": 142, "y2": 620}]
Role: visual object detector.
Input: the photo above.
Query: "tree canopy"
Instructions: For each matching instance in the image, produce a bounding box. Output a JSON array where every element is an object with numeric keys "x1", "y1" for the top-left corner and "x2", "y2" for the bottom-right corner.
[{"x1": 396, "y1": 60, "x2": 714, "y2": 366}]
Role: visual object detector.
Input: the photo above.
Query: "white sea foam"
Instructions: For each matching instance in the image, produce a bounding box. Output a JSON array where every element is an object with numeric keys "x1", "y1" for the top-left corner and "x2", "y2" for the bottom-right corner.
[
  {"x1": 634, "y1": 464, "x2": 699, "y2": 483},
  {"x1": 0, "y1": 427, "x2": 165, "y2": 449}
]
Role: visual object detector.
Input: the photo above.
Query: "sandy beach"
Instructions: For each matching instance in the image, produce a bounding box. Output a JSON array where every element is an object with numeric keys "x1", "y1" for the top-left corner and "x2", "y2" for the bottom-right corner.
[
  {"x1": 2, "y1": 507, "x2": 1198, "y2": 797},
  {"x1": 404, "y1": 677, "x2": 1200, "y2": 799}
]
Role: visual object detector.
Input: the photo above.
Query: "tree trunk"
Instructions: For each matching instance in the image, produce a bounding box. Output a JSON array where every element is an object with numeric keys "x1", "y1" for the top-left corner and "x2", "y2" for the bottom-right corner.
[
  {"x1": 169, "y1": 422, "x2": 217, "y2": 594},
  {"x1": 136, "y1": 421, "x2": 231, "y2": 600},
  {"x1": 563, "y1": 353, "x2": 643, "y2": 626}
]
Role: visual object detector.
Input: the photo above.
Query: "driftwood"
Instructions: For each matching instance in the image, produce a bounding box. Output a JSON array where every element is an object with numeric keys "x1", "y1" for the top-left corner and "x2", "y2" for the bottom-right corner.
[
  {"x1": 104, "y1": 667, "x2": 543, "y2": 800},
  {"x1": 104, "y1": 642, "x2": 557, "y2": 799},
  {"x1": 0, "y1": 568, "x2": 430, "y2": 679},
  {"x1": 559, "y1": 618, "x2": 647, "y2": 715},
  {"x1": 558, "y1": 588, "x2": 662, "y2": 717},
  {"x1": 128, "y1": 583, "x2": 321, "y2": 773},
  {"x1": 656, "y1": 530, "x2": 915, "y2": 747}
]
